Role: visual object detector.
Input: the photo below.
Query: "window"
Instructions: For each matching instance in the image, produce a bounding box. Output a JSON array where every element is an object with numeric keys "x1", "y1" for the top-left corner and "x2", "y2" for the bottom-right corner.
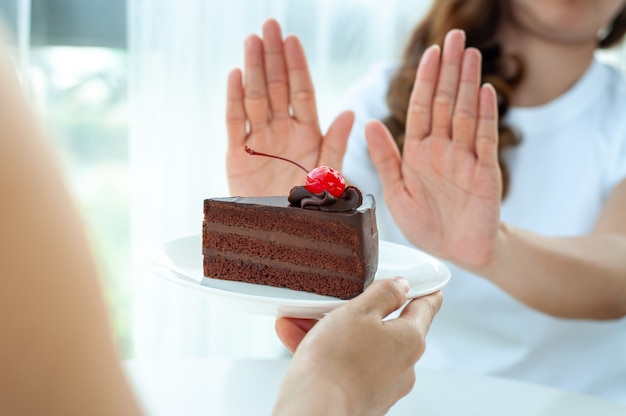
[{"x1": 1, "y1": 0, "x2": 132, "y2": 356}]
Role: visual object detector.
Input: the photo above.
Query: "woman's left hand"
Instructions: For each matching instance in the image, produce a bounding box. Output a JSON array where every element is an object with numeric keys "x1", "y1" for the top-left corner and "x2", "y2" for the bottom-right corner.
[{"x1": 365, "y1": 29, "x2": 502, "y2": 268}]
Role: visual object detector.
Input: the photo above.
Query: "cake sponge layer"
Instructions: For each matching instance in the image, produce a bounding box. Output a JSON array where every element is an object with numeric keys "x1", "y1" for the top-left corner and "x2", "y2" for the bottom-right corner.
[
  {"x1": 202, "y1": 195, "x2": 378, "y2": 299},
  {"x1": 203, "y1": 255, "x2": 365, "y2": 299}
]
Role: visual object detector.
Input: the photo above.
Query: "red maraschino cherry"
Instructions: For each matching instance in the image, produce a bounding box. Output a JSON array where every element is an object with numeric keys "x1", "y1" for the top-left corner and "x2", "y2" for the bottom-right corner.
[{"x1": 245, "y1": 146, "x2": 346, "y2": 198}]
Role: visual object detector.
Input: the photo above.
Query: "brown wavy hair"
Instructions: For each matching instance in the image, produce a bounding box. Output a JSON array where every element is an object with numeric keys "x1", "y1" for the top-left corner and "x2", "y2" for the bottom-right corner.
[{"x1": 383, "y1": 0, "x2": 626, "y2": 198}]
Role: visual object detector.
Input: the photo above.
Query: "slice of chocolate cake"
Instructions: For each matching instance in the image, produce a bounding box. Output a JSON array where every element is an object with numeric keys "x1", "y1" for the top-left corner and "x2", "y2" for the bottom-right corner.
[{"x1": 202, "y1": 187, "x2": 378, "y2": 299}]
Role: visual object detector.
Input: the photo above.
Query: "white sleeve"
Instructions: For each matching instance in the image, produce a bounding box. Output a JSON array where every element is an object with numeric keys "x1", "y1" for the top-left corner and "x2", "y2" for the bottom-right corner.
[
  {"x1": 603, "y1": 75, "x2": 626, "y2": 197},
  {"x1": 605, "y1": 133, "x2": 626, "y2": 195}
]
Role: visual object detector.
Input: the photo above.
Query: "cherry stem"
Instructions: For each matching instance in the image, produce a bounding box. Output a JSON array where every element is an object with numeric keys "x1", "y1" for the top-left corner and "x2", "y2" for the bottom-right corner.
[{"x1": 245, "y1": 146, "x2": 310, "y2": 173}]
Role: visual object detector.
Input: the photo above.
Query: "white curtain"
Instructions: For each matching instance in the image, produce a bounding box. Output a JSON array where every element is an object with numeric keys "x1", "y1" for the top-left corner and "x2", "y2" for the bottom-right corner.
[
  {"x1": 128, "y1": 0, "x2": 432, "y2": 359},
  {"x1": 1, "y1": 0, "x2": 31, "y2": 91}
]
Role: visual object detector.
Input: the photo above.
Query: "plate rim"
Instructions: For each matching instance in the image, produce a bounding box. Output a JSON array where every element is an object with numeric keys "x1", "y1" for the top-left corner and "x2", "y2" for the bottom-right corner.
[{"x1": 149, "y1": 235, "x2": 450, "y2": 315}]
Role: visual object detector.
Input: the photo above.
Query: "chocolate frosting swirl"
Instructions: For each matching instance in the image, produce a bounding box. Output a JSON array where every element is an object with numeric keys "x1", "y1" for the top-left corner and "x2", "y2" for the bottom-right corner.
[{"x1": 288, "y1": 185, "x2": 363, "y2": 212}]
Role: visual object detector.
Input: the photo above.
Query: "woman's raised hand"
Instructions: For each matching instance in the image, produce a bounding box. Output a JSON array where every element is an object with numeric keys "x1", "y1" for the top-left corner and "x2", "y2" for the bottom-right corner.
[
  {"x1": 226, "y1": 19, "x2": 354, "y2": 196},
  {"x1": 366, "y1": 29, "x2": 502, "y2": 268}
]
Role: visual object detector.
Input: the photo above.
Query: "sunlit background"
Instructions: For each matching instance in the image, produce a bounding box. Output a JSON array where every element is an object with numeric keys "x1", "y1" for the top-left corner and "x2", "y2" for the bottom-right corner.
[
  {"x1": 0, "y1": 0, "x2": 132, "y2": 354},
  {"x1": 1, "y1": 0, "x2": 625, "y2": 360}
]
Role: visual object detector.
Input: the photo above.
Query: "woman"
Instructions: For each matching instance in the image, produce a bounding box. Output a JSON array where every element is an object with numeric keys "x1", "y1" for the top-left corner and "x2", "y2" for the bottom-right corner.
[{"x1": 226, "y1": 0, "x2": 626, "y2": 402}]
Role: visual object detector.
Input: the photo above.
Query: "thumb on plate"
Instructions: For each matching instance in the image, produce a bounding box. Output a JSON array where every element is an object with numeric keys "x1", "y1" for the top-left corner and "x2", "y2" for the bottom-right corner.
[{"x1": 348, "y1": 277, "x2": 410, "y2": 319}]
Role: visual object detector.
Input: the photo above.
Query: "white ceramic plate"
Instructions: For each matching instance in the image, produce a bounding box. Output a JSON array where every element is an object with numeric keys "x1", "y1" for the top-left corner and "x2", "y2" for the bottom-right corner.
[{"x1": 150, "y1": 235, "x2": 450, "y2": 318}]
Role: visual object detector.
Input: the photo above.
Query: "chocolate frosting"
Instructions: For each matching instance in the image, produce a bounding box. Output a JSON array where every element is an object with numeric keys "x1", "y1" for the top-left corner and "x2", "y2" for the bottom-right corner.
[{"x1": 288, "y1": 185, "x2": 363, "y2": 212}]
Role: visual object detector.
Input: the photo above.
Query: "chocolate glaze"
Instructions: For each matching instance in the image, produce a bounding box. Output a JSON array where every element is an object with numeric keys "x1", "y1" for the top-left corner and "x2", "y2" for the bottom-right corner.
[{"x1": 288, "y1": 185, "x2": 363, "y2": 212}]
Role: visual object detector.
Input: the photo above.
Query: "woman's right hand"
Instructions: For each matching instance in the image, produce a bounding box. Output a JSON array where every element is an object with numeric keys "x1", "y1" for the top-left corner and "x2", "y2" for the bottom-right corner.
[{"x1": 226, "y1": 19, "x2": 354, "y2": 196}]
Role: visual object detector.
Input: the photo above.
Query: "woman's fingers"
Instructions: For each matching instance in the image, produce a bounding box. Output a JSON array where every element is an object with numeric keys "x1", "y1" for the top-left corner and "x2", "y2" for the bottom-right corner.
[
  {"x1": 405, "y1": 30, "x2": 488, "y2": 160},
  {"x1": 284, "y1": 34, "x2": 319, "y2": 125},
  {"x1": 242, "y1": 20, "x2": 319, "y2": 130},
  {"x1": 226, "y1": 68, "x2": 247, "y2": 150},
  {"x1": 431, "y1": 29, "x2": 466, "y2": 138},
  {"x1": 262, "y1": 19, "x2": 290, "y2": 120},
  {"x1": 405, "y1": 44, "x2": 440, "y2": 145},
  {"x1": 475, "y1": 83, "x2": 499, "y2": 167},
  {"x1": 452, "y1": 48, "x2": 482, "y2": 153},
  {"x1": 244, "y1": 35, "x2": 270, "y2": 130}
]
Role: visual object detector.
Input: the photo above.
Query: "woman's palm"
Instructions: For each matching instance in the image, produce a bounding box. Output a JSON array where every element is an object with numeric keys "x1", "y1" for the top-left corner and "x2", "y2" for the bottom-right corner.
[
  {"x1": 226, "y1": 20, "x2": 352, "y2": 197},
  {"x1": 366, "y1": 30, "x2": 502, "y2": 267}
]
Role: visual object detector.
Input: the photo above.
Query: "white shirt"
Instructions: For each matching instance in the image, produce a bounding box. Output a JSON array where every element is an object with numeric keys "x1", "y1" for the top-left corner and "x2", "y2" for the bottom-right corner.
[{"x1": 339, "y1": 58, "x2": 626, "y2": 402}]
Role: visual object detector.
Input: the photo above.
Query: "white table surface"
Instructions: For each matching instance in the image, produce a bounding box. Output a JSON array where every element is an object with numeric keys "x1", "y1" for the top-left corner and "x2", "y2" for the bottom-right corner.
[{"x1": 124, "y1": 358, "x2": 626, "y2": 415}]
